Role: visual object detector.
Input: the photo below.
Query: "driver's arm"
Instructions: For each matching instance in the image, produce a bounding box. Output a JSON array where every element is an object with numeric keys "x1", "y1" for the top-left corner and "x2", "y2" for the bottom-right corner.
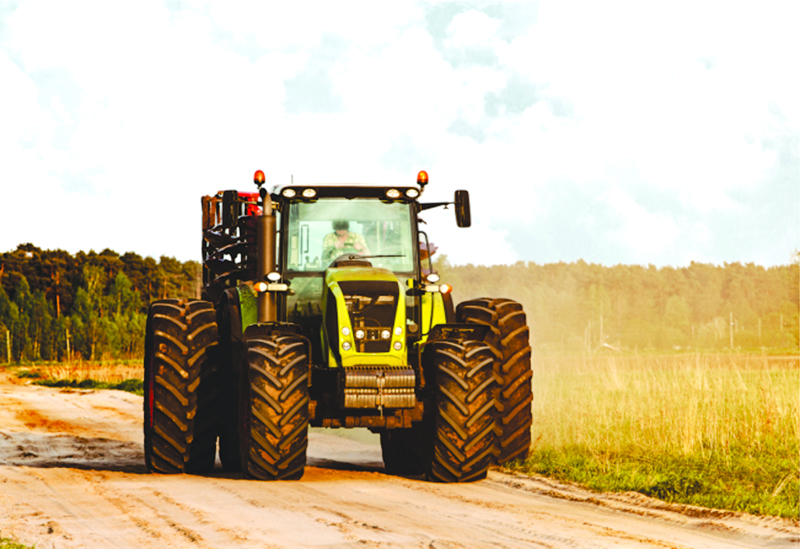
[
  {"x1": 354, "y1": 233, "x2": 370, "y2": 255},
  {"x1": 322, "y1": 232, "x2": 338, "y2": 263}
]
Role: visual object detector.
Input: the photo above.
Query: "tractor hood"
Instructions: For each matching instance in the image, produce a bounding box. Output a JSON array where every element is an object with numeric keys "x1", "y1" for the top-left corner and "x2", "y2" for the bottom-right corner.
[
  {"x1": 325, "y1": 263, "x2": 400, "y2": 285},
  {"x1": 322, "y1": 263, "x2": 407, "y2": 368}
]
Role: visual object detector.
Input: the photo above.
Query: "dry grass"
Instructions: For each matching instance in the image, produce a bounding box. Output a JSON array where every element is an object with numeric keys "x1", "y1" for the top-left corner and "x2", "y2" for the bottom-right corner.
[
  {"x1": 532, "y1": 354, "x2": 799, "y2": 458},
  {"x1": 47, "y1": 361, "x2": 142, "y2": 383},
  {"x1": 14, "y1": 360, "x2": 142, "y2": 384},
  {"x1": 516, "y1": 353, "x2": 800, "y2": 517}
]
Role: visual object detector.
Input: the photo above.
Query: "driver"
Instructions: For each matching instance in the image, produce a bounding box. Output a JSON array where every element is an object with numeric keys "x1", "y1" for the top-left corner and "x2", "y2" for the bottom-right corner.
[{"x1": 322, "y1": 220, "x2": 370, "y2": 263}]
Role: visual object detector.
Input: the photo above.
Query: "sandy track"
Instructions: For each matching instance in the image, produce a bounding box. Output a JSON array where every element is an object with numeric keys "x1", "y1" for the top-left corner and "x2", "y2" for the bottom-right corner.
[{"x1": 1, "y1": 374, "x2": 797, "y2": 549}]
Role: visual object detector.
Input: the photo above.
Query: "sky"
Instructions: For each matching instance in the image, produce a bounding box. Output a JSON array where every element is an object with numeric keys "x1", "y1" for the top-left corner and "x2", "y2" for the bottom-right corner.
[{"x1": 1, "y1": 1, "x2": 798, "y2": 268}]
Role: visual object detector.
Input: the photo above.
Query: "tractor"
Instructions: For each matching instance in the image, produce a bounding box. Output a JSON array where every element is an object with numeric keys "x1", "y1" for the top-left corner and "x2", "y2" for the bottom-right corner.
[{"x1": 143, "y1": 170, "x2": 533, "y2": 482}]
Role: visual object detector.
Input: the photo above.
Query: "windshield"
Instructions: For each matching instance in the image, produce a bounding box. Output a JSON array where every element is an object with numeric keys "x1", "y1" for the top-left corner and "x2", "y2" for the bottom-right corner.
[{"x1": 285, "y1": 198, "x2": 415, "y2": 273}]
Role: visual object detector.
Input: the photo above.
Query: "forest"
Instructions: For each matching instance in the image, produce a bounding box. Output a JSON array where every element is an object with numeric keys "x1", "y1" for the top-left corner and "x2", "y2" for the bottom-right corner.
[
  {"x1": 0, "y1": 243, "x2": 797, "y2": 362},
  {"x1": 434, "y1": 254, "x2": 799, "y2": 353},
  {"x1": 0, "y1": 243, "x2": 199, "y2": 362}
]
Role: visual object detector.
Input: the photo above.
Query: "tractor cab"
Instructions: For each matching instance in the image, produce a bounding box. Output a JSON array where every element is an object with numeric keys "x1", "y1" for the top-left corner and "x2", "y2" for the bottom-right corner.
[{"x1": 272, "y1": 185, "x2": 424, "y2": 367}]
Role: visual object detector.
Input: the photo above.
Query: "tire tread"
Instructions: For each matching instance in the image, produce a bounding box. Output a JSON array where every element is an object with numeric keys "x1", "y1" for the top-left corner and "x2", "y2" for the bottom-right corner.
[
  {"x1": 144, "y1": 299, "x2": 219, "y2": 474},
  {"x1": 457, "y1": 297, "x2": 533, "y2": 465},
  {"x1": 240, "y1": 325, "x2": 309, "y2": 481}
]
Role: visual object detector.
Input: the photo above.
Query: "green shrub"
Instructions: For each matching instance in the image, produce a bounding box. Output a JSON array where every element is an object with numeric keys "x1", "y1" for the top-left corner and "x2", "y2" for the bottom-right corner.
[{"x1": 34, "y1": 377, "x2": 143, "y2": 396}]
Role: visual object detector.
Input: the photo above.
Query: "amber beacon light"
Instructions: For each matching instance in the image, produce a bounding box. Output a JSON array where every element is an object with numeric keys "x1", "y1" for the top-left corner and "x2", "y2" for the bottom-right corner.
[
  {"x1": 254, "y1": 170, "x2": 266, "y2": 186},
  {"x1": 416, "y1": 170, "x2": 429, "y2": 187}
]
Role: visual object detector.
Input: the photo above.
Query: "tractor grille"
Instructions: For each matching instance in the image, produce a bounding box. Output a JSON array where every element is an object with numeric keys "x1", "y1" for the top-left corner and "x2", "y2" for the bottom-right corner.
[
  {"x1": 343, "y1": 366, "x2": 416, "y2": 408},
  {"x1": 338, "y1": 281, "x2": 398, "y2": 353}
]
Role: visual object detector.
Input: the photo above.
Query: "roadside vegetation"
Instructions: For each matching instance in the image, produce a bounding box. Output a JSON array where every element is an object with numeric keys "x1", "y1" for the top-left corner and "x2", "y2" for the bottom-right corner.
[
  {"x1": 0, "y1": 536, "x2": 34, "y2": 549},
  {"x1": 10, "y1": 360, "x2": 143, "y2": 396},
  {"x1": 508, "y1": 353, "x2": 799, "y2": 519}
]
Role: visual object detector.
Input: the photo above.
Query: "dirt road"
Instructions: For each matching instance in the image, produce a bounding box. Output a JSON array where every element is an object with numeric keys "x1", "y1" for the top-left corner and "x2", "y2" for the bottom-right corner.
[{"x1": 1, "y1": 374, "x2": 797, "y2": 549}]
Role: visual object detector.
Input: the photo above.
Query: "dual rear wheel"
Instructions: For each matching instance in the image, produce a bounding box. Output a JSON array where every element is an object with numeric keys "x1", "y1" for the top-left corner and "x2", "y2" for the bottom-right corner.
[
  {"x1": 456, "y1": 298, "x2": 533, "y2": 465},
  {"x1": 143, "y1": 299, "x2": 219, "y2": 474},
  {"x1": 144, "y1": 298, "x2": 309, "y2": 480}
]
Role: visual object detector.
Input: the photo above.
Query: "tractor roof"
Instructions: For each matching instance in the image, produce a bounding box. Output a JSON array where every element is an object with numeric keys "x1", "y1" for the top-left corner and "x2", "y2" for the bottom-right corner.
[{"x1": 269, "y1": 184, "x2": 422, "y2": 201}]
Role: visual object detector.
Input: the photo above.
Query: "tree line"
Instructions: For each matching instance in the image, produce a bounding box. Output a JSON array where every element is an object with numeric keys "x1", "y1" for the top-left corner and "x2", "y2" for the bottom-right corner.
[
  {"x1": 0, "y1": 244, "x2": 200, "y2": 362},
  {"x1": 1, "y1": 243, "x2": 797, "y2": 361},
  {"x1": 435, "y1": 254, "x2": 799, "y2": 353}
]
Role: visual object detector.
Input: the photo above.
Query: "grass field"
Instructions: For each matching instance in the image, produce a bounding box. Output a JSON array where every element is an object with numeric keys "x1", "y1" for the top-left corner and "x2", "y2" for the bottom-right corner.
[{"x1": 509, "y1": 353, "x2": 799, "y2": 519}]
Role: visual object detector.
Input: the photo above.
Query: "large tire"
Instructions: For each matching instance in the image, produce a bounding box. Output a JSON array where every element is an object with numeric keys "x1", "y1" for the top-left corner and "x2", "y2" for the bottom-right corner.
[
  {"x1": 457, "y1": 298, "x2": 533, "y2": 465},
  {"x1": 424, "y1": 338, "x2": 498, "y2": 482},
  {"x1": 143, "y1": 299, "x2": 219, "y2": 474},
  {"x1": 216, "y1": 289, "x2": 242, "y2": 471},
  {"x1": 380, "y1": 425, "x2": 427, "y2": 476},
  {"x1": 239, "y1": 324, "x2": 310, "y2": 480}
]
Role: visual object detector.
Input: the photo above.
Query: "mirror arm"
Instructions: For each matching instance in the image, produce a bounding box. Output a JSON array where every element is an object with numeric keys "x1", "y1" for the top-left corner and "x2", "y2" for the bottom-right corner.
[{"x1": 419, "y1": 201, "x2": 452, "y2": 212}]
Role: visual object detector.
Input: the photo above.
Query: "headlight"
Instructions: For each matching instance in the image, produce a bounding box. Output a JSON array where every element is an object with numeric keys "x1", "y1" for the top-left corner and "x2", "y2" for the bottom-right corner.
[
  {"x1": 394, "y1": 326, "x2": 403, "y2": 336},
  {"x1": 381, "y1": 329, "x2": 391, "y2": 340},
  {"x1": 282, "y1": 188, "x2": 296, "y2": 198},
  {"x1": 406, "y1": 188, "x2": 419, "y2": 199},
  {"x1": 386, "y1": 189, "x2": 401, "y2": 199},
  {"x1": 342, "y1": 326, "x2": 351, "y2": 336},
  {"x1": 393, "y1": 341, "x2": 402, "y2": 350},
  {"x1": 426, "y1": 273, "x2": 440, "y2": 283},
  {"x1": 355, "y1": 329, "x2": 365, "y2": 339},
  {"x1": 302, "y1": 188, "x2": 316, "y2": 198},
  {"x1": 342, "y1": 341, "x2": 352, "y2": 351}
]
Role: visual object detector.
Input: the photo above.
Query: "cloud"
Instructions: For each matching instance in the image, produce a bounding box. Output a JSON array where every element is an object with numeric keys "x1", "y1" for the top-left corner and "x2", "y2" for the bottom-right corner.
[
  {"x1": 446, "y1": 9, "x2": 501, "y2": 48},
  {"x1": 0, "y1": 2, "x2": 796, "y2": 269},
  {"x1": 485, "y1": 73, "x2": 539, "y2": 117},
  {"x1": 208, "y1": 3, "x2": 420, "y2": 52},
  {"x1": 427, "y1": 216, "x2": 520, "y2": 267},
  {"x1": 380, "y1": 135, "x2": 436, "y2": 175},
  {"x1": 599, "y1": 187, "x2": 681, "y2": 259},
  {"x1": 441, "y1": 9, "x2": 501, "y2": 68},
  {"x1": 284, "y1": 34, "x2": 346, "y2": 114},
  {"x1": 0, "y1": 52, "x2": 52, "y2": 150}
]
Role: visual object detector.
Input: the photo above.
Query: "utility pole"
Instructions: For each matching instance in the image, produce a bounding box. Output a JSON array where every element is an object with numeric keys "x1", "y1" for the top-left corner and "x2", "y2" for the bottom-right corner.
[{"x1": 600, "y1": 313, "x2": 604, "y2": 347}]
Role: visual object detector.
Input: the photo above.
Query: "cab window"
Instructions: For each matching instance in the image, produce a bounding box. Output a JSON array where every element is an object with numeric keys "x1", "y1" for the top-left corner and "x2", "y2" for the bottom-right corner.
[{"x1": 284, "y1": 199, "x2": 414, "y2": 274}]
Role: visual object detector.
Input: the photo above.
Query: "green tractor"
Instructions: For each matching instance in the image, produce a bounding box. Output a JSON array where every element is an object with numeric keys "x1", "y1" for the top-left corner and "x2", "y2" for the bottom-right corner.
[{"x1": 143, "y1": 170, "x2": 532, "y2": 482}]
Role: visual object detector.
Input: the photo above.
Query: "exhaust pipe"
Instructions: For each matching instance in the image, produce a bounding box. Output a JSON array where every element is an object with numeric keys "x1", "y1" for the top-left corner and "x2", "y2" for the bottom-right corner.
[{"x1": 256, "y1": 190, "x2": 277, "y2": 323}]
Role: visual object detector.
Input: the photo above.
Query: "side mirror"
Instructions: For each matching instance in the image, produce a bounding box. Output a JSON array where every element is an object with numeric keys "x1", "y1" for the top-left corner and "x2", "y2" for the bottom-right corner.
[
  {"x1": 222, "y1": 190, "x2": 239, "y2": 229},
  {"x1": 454, "y1": 190, "x2": 471, "y2": 228}
]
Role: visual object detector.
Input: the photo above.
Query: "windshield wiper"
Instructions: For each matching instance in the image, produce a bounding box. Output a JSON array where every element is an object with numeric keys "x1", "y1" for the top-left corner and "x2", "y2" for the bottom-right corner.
[{"x1": 348, "y1": 254, "x2": 405, "y2": 259}]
